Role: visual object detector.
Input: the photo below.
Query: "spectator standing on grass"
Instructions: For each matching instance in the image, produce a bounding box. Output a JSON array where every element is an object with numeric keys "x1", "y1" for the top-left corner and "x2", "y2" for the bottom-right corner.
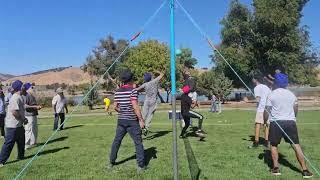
[
  {"x1": 249, "y1": 73, "x2": 271, "y2": 148},
  {"x1": 21, "y1": 83, "x2": 42, "y2": 149},
  {"x1": 108, "y1": 70, "x2": 147, "y2": 172},
  {"x1": 0, "y1": 80, "x2": 27, "y2": 167},
  {"x1": 52, "y1": 87, "x2": 68, "y2": 131},
  {"x1": 265, "y1": 73, "x2": 313, "y2": 178},
  {"x1": 0, "y1": 88, "x2": 5, "y2": 138},
  {"x1": 136, "y1": 70, "x2": 164, "y2": 135},
  {"x1": 210, "y1": 94, "x2": 217, "y2": 112},
  {"x1": 5, "y1": 87, "x2": 13, "y2": 106}
]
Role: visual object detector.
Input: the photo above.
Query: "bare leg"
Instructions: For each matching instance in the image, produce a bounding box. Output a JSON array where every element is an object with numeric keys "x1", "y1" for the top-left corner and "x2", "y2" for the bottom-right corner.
[
  {"x1": 291, "y1": 144, "x2": 308, "y2": 170},
  {"x1": 271, "y1": 146, "x2": 279, "y2": 168},
  {"x1": 264, "y1": 124, "x2": 269, "y2": 141},
  {"x1": 255, "y1": 123, "x2": 261, "y2": 143}
]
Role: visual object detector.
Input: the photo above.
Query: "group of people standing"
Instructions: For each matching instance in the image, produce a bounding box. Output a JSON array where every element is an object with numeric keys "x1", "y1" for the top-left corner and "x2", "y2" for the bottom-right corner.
[
  {"x1": 108, "y1": 69, "x2": 206, "y2": 172},
  {"x1": 0, "y1": 81, "x2": 68, "y2": 167},
  {"x1": 0, "y1": 80, "x2": 41, "y2": 167},
  {"x1": 251, "y1": 70, "x2": 313, "y2": 178}
]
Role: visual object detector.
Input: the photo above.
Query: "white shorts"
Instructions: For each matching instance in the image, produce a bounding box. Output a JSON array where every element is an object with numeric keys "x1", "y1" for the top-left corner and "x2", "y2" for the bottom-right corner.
[{"x1": 255, "y1": 112, "x2": 269, "y2": 124}]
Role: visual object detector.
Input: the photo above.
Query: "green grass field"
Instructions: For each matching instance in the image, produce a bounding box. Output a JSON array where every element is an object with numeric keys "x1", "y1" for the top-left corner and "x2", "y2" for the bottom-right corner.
[{"x1": 0, "y1": 110, "x2": 320, "y2": 179}]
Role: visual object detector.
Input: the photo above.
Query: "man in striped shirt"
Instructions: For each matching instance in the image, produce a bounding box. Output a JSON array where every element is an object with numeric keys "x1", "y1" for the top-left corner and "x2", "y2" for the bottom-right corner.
[{"x1": 108, "y1": 70, "x2": 146, "y2": 172}]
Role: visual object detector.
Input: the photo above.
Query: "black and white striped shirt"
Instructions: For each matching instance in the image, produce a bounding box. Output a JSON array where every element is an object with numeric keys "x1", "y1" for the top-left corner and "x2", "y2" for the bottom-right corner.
[{"x1": 114, "y1": 85, "x2": 138, "y2": 121}]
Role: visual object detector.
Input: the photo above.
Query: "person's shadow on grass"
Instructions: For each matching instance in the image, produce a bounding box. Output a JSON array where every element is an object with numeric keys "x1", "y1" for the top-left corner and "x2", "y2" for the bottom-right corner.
[
  {"x1": 63, "y1": 125, "x2": 84, "y2": 130},
  {"x1": 6, "y1": 147, "x2": 70, "y2": 165},
  {"x1": 115, "y1": 147, "x2": 157, "y2": 166},
  {"x1": 36, "y1": 136, "x2": 68, "y2": 146},
  {"x1": 143, "y1": 131, "x2": 171, "y2": 140},
  {"x1": 242, "y1": 135, "x2": 266, "y2": 144},
  {"x1": 258, "y1": 150, "x2": 301, "y2": 173}
]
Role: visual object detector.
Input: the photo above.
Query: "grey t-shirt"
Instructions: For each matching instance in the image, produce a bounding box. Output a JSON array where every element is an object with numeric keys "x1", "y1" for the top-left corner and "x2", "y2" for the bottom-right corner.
[
  {"x1": 22, "y1": 93, "x2": 39, "y2": 116},
  {"x1": 136, "y1": 75, "x2": 161, "y2": 102},
  {"x1": 5, "y1": 93, "x2": 25, "y2": 128}
]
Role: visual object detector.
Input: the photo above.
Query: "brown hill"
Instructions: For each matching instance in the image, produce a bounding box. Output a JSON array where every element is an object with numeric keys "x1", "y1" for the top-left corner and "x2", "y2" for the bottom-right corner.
[
  {"x1": 5, "y1": 67, "x2": 93, "y2": 85},
  {"x1": 0, "y1": 73, "x2": 15, "y2": 81}
]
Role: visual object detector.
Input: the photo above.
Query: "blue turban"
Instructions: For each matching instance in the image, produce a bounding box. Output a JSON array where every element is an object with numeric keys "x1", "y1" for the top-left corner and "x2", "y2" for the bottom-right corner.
[
  {"x1": 12, "y1": 80, "x2": 23, "y2": 91},
  {"x1": 274, "y1": 73, "x2": 288, "y2": 88},
  {"x1": 144, "y1": 73, "x2": 152, "y2": 82}
]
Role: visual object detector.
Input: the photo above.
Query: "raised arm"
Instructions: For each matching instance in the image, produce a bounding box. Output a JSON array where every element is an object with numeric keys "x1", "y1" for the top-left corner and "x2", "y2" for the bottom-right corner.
[
  {"x1": 153, "y1": 70, "x2": 164, "y2": 82},
  {"x1": 136, "y1": 83, "x2": 146, "y2": 91}
]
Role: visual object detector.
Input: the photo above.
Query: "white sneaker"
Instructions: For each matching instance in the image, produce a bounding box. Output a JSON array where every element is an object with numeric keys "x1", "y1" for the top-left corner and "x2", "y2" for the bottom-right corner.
[
  {"x1": 0, "y1": 163, "x2": 4, "y2": 168},
  {"x1": 181, "y1": 119, "x2": 185, "y2": 127}
]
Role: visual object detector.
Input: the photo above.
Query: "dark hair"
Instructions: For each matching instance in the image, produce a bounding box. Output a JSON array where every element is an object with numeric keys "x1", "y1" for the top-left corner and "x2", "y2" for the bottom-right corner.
[
  {"x1": 120, "y1": 70, "x2": 134, "y2": 84},
  {"x1": 252, "y1": 72, "x2": 264, "y2": 83}
]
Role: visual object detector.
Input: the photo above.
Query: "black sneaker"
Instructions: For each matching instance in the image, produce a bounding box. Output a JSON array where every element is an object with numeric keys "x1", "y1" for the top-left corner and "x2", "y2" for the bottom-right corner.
[
  {"x1": 302, "y1": 170, "x2": 313, "y2": 179},
  {"x1": 248, "y1": 142, "x2": 259, "y2": 149},
  {"x1": 263, "y1": 141, "x2": 270, "y2": 148},
  {"x1": 271, "y1": 167, "x2": 281, "y2": 176}
]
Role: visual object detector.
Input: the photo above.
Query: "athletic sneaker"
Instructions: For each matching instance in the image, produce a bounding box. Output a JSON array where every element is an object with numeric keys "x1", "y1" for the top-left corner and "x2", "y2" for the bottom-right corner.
[
  {"x1": 248, "y1": 142, "x2": 259, "y2": 149},
  {"x1": 142, "y1": 128, "x2": 148, "y2": 136},
  {"x1": 196, "y1": 129, "x2": 207, "y2": 134},
  {"x1": 137, "y1": 166, "x2": 148, "y2": 173},
  {"x1": 263, "y1": 141, "x2": 270, "y2": 148},
  {"x1": 0, "y1": 163, "x2": 3, "y2": 168},
  {"x1": 302, "y1": 170, "x2": 313, "y2": 179},
  {"x1": 106, "y1": 162, "x2": 115, "y2": 170},
  {"x1": 179, "y1": 134, "x2": 187, "y2": 139},
  {"x1": 271, "y1": 167, "x2": 281, "y2": 176},
  {"x1": 181, "y1": 120, "x2": 185, "y2": 128}
]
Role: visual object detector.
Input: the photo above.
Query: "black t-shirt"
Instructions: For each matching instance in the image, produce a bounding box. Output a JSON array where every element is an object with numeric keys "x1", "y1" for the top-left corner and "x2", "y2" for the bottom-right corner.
[{"x1": 181, "y1": 93, "x2": 192, "y2": 116}]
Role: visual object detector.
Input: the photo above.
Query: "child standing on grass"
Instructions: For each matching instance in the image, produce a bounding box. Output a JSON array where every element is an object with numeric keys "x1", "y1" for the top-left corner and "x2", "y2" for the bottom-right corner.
[{"x1": 103, "y1": 96, "x2": 112, "y2": 116}]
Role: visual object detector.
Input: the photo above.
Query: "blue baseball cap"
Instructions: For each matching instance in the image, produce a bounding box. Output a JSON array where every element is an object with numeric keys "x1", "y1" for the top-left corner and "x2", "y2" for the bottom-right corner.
[
  {"x1": 12, "y1": 80, "x2": 23, "y2": 91},
  {"x1": 23, "y1": 83, "x2": 32, "y2": 91},
  {"x1": 274, "y1": 73, "x2": 288, "y2": 88},
  {"x1": 144, "y1": 72, "x2": 152, "y2": 82}
]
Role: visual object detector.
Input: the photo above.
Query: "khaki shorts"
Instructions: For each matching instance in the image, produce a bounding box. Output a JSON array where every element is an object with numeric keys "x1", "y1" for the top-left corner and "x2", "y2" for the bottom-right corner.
[{"x1": 255, "y1": 112, "x2": 269, "y2": 124}]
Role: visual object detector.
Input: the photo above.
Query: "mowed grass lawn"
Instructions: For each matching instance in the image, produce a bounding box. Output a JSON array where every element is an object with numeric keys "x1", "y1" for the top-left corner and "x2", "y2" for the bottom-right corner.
[{"x1": 0, "y1": 110, "x2": 320, "y2": 179}]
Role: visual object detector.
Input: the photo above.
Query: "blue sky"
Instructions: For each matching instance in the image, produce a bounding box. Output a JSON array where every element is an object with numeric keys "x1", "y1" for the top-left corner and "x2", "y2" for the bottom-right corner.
[{"x1": 0, "y1": 0, "x2": 319, "y2": 75}]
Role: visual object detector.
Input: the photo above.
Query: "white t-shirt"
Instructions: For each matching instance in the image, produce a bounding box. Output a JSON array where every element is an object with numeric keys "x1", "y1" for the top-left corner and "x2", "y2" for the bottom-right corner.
[
  {"x1": 266, "y1": 88, "x2": 298, "y2": 121},
  {"x1": 188, "y1": 92, "x2": 198, "y2": 102},
  {"x1": 52, "y1": 94, "x2": 67, "y2": 113},
  {"x1": 5, "y1": 93, "x2": 25, "y2": 128},
  {"x1": 254, "y1": 84, "x2": 271, "y2": 112}
]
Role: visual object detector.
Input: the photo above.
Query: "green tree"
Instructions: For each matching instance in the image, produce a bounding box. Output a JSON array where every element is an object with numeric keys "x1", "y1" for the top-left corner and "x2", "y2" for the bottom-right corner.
[
  {"x1": 82, "y1": 81, "x2": 100, "y2": 110},
  {"x1": 213, "y1": 0, "x2": 254, "y2": 87},
  {"x1": 214, "y1": 0, "x2": 319, "y2": 86},
  {"x1": 198, "y1": 70, "x2": 233, "y2": 100},
  {"x1": 82, "y1": 35, "x2": 129, "y2": 88},
  {"x1": 122, "y1": 41, "x2": 198, "y2": 102},
  {"x1": 176, "y1": 48, "x2": 198, "y2": 77}
]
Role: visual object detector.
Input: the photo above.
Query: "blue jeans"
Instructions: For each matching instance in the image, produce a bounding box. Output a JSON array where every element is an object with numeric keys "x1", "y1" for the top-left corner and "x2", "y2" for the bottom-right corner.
[
  {"x1": 210, "y1": 101, "x2": 217, "y2": 112},
  {"x1": 0, "y1": 127, "x2": 25, "y2": 164},
  {"x1": 110, "y1": 120, "x2": 145, "y2": 168},
  {"x1": 54, "y1": 113, "x2": 65, "y2": 130}
]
